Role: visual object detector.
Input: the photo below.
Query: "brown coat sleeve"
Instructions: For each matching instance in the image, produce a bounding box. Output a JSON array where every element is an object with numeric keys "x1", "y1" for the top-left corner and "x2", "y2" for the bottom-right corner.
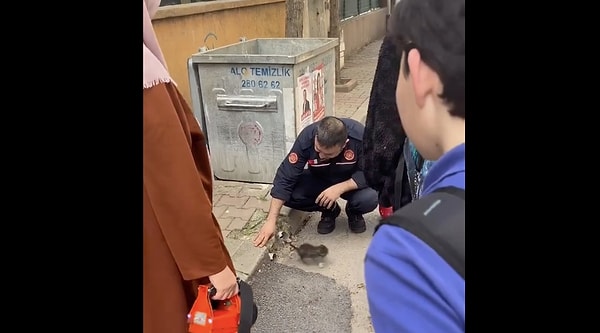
[{"x1": 143, "y1": 83, "x2": 234, "y2": 281}]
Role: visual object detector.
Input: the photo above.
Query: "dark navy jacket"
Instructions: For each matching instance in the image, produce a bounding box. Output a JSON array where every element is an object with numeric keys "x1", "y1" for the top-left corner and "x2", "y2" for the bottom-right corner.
[
  {"x1": 365, "y1": 143, "x2": 465, "y2": 333},
  {"x1": 270, "y1": 118, "x2": 368, "y2": 202}
]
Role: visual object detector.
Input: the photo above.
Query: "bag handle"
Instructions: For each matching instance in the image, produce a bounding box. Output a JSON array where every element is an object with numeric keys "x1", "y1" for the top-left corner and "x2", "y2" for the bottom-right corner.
[{"x1": 208, "y1": 278, "x2": 258, "y2": 332}]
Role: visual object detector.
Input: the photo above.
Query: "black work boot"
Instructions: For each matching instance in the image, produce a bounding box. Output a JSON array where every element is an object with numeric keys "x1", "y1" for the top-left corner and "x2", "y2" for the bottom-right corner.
[
  {"x1": 347, "y1": 212, "x2": 367, "y2": 233},
  {"x1": 317, "y1": 203, "x2": 341, "y2": 234}
]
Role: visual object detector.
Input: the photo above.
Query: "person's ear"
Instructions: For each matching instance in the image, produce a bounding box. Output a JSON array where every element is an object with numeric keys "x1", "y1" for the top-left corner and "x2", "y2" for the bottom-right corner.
[{"x1": 407, "y1": 49, "x2": 437, "y2": 108}]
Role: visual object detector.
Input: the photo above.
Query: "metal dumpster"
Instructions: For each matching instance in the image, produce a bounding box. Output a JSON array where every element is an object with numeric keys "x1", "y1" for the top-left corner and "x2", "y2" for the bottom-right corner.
[{"x1": 188, "y1": 38, "x2": 339, "y2": 184}]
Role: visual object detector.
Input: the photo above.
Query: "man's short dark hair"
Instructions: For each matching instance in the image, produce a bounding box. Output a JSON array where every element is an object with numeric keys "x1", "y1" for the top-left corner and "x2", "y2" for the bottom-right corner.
[
  {"x1": 389, "y1": 0, "x2": 465, "y2": 119},
  {"x1": 316, "y1": 116, "x2": 347, "y2": 148}
]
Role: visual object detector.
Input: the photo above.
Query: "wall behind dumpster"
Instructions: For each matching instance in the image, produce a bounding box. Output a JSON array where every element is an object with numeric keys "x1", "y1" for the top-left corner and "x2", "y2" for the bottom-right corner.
[{"x1": 152, "y1": 0, "x2": 286, "y2": 104}]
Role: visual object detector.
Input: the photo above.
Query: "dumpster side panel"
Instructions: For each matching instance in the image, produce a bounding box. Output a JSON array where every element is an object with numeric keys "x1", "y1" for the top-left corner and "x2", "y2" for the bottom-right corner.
[
  {"x1": 196, "y1": 63, "x2": 293, "y2": 184},
  {"x1": 189, "y1": 38, "x2": 338, "y2": 184}
]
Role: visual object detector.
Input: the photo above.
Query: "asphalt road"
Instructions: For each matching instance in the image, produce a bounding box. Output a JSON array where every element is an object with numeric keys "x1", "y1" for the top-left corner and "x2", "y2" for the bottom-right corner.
[{"x1": 248, "y1": 203, "x2": 380, "y2": 333}]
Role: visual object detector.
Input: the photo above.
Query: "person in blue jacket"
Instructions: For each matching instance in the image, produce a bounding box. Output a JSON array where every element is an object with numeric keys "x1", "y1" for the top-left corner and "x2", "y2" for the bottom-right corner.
[
  {"x1": 364, "y1": 0, "x2": 465, "y2": 331},
  {"x1": 253, "y1": 116, "x2": 378, "y2": 247}
]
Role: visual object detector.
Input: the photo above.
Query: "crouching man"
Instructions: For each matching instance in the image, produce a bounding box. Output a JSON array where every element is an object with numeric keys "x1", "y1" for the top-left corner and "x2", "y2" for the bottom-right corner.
[{"x1": 253, "y1": 116, "x2": 378, "y2": 247}]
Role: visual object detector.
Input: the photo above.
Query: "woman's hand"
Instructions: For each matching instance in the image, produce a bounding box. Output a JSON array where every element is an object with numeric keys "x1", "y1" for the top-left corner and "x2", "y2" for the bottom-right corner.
[{"x1": 208, "y1": 266, "x2": 239, "y2": 300}]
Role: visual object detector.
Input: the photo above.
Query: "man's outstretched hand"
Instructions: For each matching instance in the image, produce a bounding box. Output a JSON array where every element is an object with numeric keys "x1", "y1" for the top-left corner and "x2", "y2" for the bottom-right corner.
[{"x1": 253, "y1": 219, "x2": 276, "y2": 247}]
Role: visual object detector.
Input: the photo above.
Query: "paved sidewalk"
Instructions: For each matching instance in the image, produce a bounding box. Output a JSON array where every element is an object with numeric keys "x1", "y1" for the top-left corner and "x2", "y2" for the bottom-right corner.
[
  {"x1": 335, "y1": 38, "x2": 383, "y2": 122},
  {"x1": 214, "y1": 38, "x2": 384, "y2": 280}
]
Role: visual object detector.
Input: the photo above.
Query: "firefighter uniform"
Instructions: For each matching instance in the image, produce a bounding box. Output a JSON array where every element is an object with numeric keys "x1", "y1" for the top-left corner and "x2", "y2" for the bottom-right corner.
[{"x1": 270, "y1": 118, "x2": 379, "y2": 228}]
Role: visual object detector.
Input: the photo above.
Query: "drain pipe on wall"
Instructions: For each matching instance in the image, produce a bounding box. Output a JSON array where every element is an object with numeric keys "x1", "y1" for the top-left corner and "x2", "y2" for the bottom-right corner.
[
  {"x1": 386, "y1": 0, "x2": 391, "y2": 30},
  {"x1": 386, "y1": 0, "x2": 400, "y2": 31}
]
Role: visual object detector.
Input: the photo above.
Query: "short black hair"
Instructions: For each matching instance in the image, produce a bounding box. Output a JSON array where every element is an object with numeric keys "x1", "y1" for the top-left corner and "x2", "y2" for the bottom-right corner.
[
  {"x1": 316, "y1": 116, "x2": 347, "y2": 148},
  {"x1": 389, "y1": 0, "x2": 465, "y2": 119}
]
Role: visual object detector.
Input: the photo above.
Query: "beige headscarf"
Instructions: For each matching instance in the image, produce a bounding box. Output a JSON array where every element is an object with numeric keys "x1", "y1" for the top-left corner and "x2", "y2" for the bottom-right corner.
[{"x1": 143, "y1": 0, "x2": 175, "y2": 89}]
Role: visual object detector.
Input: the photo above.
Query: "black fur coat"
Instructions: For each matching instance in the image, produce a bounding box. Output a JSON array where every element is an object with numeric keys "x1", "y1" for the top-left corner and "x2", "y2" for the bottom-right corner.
[{"x1": 362, "y1": 35, "x2": 407, "y2": 207}]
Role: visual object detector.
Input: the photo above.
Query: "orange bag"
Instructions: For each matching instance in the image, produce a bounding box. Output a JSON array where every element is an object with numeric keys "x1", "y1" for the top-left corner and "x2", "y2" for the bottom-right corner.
[{"x1": 188, "y1": 278, "x2": 257, "y2": 333}]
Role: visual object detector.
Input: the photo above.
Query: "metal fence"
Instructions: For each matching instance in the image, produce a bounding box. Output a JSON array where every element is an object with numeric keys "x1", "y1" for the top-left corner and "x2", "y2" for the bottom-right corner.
[{"x1": 341, "y1": 0, "x2": 381, "y2": 20}]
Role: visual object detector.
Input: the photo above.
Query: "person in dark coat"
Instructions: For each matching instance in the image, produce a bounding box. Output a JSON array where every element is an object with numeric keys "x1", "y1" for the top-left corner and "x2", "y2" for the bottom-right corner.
[
  {"x1": 363, "y1": 34, "x2": 438, "y2": 217},
  {"x1": 362, "y1": 35, "x2": 413, "y2": 216}
]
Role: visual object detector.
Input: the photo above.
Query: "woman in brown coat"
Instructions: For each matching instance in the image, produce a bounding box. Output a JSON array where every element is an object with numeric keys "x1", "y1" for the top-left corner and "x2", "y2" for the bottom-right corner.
[{"x1": 143, "y1": 0, "x2": 239, "y2": 332}]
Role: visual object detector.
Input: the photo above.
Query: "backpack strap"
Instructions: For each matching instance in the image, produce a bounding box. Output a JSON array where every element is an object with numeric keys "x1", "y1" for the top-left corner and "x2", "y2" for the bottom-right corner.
[
  {"x1": 434, "y1": 186, "x2": 465, "y2": 200},
  {"x1": 374, "y1": 186, "x2": 465, "y2": 279}
]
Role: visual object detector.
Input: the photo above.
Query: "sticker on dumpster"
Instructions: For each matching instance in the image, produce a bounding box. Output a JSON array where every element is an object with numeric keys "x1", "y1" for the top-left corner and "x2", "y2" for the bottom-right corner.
[
  {"x1": 296, "y1": 63, "x2": 326, "y2": 133},
  {"x1": 311, "y1": 64, "x2": 325, "y2": 122},
  {"x1": 297, "y1": 72, "x2": 314, "y2": 131}
]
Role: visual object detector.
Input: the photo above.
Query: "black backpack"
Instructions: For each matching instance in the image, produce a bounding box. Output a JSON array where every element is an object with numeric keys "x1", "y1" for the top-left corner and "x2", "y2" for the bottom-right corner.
[{"x1": 374, "y1": 186, "x2": 465, "y2": 279}]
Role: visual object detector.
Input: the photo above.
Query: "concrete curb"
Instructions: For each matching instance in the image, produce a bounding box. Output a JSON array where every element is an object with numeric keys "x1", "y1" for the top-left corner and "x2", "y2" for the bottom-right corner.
[{"x1": 227, "y1": 209, "x2": 317, "y2": 281}]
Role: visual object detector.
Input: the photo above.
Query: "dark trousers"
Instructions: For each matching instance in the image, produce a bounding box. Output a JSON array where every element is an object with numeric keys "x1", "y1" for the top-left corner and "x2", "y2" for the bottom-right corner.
[{"x1": 284, "y1": 170, "x2": 379, "y2": 215}]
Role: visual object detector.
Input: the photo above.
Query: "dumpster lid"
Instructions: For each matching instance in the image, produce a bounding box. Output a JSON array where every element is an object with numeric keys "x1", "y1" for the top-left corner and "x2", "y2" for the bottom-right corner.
[{"x1": 190, "y1": 38, "x2": 339, "y2": 65}]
